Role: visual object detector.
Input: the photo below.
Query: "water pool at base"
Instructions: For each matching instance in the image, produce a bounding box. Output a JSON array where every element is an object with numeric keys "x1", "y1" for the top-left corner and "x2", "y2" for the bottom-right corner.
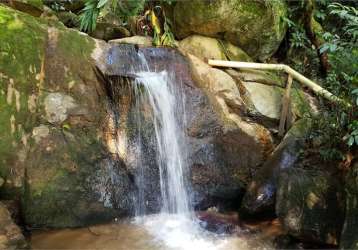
[{"x1": 31, "y1": 213, "x2": 282, "y2": 250}]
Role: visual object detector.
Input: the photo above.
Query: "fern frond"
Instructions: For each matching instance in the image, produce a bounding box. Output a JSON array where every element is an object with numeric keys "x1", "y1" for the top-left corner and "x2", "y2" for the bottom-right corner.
[{"x1": 80, "y1": 0, "x2": 102, "y2": 32}]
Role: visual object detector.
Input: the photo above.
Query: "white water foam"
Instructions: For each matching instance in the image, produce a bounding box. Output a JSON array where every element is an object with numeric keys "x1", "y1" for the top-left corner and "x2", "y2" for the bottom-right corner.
[{"x1": 134, "y1": 214, "x2": 242, "y2": 250}]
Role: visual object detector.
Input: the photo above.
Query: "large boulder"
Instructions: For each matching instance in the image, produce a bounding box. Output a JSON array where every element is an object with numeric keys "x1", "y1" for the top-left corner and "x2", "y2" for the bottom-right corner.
[
  {"x1": 178, "y1": 35, "x2": 252, "y2": 62},
  {"x1": 241, "y1": 119, "x2": 311, "y2": 214},
  {"x1": 340, "y1": 162, "x2": 358, "y2": 249},
  {"x1": 0, "y1": 5, "x2": 133, "y2": 227},
  {"x1": 0, "y1": 202, "x2": 28, "y2": 249},
  {"x1": 184, "y1": 53, "x2": 275, "y2": 208},
  {"x1": 276, "y1": 167, "x2": 344, "y2": 245},
  {"x1": 99, "y1": 45, "x2": 275, "y2": 210},
  {"x1": 173, "y1": 0, "x2": 288, "y2": 60}
]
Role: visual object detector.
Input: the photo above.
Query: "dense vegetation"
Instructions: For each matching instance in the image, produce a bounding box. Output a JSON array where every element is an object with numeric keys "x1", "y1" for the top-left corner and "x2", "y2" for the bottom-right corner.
[{"x1": 283, "y1": 0, "x2": 357, "y2": 163}]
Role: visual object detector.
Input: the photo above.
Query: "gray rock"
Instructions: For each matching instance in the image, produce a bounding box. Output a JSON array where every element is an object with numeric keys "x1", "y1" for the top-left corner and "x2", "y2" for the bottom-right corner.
[
  {"x1": 241, "y1": 81, "x2": 283, "y2": 120},
  {"x1": 99, "y1": 46, "x2": 274, "y2": 210},
  {"x1": 0, "y1": 7, "x2": 133, "y2": 228},
  {"x1": 44, "y1": 93, "x2": 77, "y2": 124},
  {"x1": 32, "y1": 125, "x2": 50, "y2": 143},
  {"x1": 90, "y1": 23, "x2": 131, "y2": 41}
]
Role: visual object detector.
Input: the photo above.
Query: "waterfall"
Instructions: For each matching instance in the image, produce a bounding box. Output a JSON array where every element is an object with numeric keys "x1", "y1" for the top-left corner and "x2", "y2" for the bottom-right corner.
[
  {"x1": 135, "y1": 71, "x2": 190, "y2": 215},
  {"x1": 109, "y1": 47, "x2": 237, "y2": 250}
]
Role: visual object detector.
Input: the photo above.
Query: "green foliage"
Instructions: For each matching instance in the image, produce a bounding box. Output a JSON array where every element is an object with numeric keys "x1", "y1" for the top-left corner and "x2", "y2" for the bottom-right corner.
[
  {"x1": 79, "y1": 0, "x2": 101, "y2": 32},
  {"x1": 329, "y1": 2, "x2": 358, "y2": 42},
  {"x1": 79, "y1": 0, "x2": 175, "y2": 47},
  {"x1": 151, "y1": 7, "x2": 176, "y2": 47},
  {"x1": 281, "y1": 3, "x2": 310, "y2": 50},
  {"x1": 111, "y1": 0, "x2": 145, "y2": 20},
  {"x1": 79, "y1": 0, "x2": 145, "y2": 32},
  {"x1": 300, "y1": 2, "x2": 358, "y2": 160}
]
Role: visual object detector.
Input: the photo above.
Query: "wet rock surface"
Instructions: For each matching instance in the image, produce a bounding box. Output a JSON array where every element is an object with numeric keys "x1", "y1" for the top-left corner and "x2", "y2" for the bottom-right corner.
[
  {"x1": 100, "y1": 45, "x2": 275, "y2": 211},
  {"x1": 109, "y1": 36, "x2": 153, "y2": 47},
  {"x1": 340, "y1": 162, "x2": 358, "y2": 249},
  {"x1": 241, "y1": 119, "x2": 311, "y2": 214},
  {"x1": 276, "y1": 167, "x2": 344, "y2": 246}
]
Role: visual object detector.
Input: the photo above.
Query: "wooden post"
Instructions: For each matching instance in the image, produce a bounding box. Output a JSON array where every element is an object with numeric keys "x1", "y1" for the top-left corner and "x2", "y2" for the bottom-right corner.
[{"x1": 279, "y1": 74, "x2": 293, "y2": 137}]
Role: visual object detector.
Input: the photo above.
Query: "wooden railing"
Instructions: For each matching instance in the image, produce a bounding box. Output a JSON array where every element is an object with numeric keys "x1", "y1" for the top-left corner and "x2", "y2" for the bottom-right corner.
[{"x1": 208, "y1": 60, "x2": 348, "y2": 136}]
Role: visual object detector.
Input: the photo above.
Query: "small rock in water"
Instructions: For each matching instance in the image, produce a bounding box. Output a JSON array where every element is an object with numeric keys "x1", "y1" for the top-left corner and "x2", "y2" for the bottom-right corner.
[{"x1": 196, "y1": 211, "x2": 239, "y2": 234}]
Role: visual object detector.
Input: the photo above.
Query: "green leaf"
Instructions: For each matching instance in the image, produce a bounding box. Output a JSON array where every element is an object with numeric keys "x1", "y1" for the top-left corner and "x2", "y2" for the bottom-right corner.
[
  {"x1": 348, "y1": 136, "x2": 354, "y2": 146},
  {"x1": 97, "y1": 0, "x2": 107, "y2": 8}
]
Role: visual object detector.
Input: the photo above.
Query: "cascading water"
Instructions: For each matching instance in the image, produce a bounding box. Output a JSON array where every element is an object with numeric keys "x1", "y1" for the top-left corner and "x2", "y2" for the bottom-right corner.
[
  {"x1": 124, "y1": 52, "x2": 251, "y2": 250},
  {"x1": 134, "y1": 71, "x2": 190, "y2": 215}
]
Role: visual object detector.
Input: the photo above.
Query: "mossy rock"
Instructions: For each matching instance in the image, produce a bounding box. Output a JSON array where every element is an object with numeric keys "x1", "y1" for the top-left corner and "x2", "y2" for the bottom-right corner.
[
  {"x1": 0, "y1": 5, "x2": 132, "y2": 227},
  {"x1": 3, "y1": 0, "x2": 43, "y2": 17},
  {"x1": 56, "y1": 11, "x2": 81, "y2": 28},
  {"x1": 173, "y1": 0, "x2": 288, "y2": 60},
  {"x1": 276, "y1": 167, "x2": 344, "y2": 245},
  {"x1": 23, "y1": 128, "x2": 132, "y2": 228}
]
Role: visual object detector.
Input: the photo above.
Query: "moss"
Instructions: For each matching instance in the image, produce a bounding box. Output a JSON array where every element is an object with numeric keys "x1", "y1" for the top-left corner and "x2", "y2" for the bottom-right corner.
[
  {"x1": 56, "y1": 28, "x2": 94, "y2": 60},
  {"x1": 0, "y1": 5, "x2": 47, "y2": 183},
  {"x1": 25, "y1": 0, "x2": 43, "y2": 9},
  {"x1": 0, "y1": 5, "x2": 99, "y2": 202},
  {"x1": 290, "y1": 86, "x2": 313, "y2": 118},
  {"x1": 237, "y1": 0, "x2": 265, "y2": 17},
  {"x1": 42, "y1": 25, "x2": 96, "y2": 96},
  {"x1": 23, "y1": 129, "x2": 115, "y2": 228}
]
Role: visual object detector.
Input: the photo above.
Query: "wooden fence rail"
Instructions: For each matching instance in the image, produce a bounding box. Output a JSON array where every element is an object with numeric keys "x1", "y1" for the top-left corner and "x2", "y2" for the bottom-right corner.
[{"x1": 207, "y1": 60, "x2": 349, "y2": 136}]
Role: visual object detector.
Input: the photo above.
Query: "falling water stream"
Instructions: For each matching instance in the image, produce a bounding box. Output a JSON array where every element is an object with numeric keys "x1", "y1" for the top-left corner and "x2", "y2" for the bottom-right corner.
[
  {"x1": 131, "y1": 57, "x2": 232, "y2": 250},
  {"x1": 134, "y1": 71, "x2": 190, "y2": 215}
]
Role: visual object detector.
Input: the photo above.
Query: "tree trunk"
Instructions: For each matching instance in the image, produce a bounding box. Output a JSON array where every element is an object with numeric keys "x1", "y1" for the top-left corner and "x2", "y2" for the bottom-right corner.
[{"x1": 303, "y1": 0, "x2": 330, "y2": 75}]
